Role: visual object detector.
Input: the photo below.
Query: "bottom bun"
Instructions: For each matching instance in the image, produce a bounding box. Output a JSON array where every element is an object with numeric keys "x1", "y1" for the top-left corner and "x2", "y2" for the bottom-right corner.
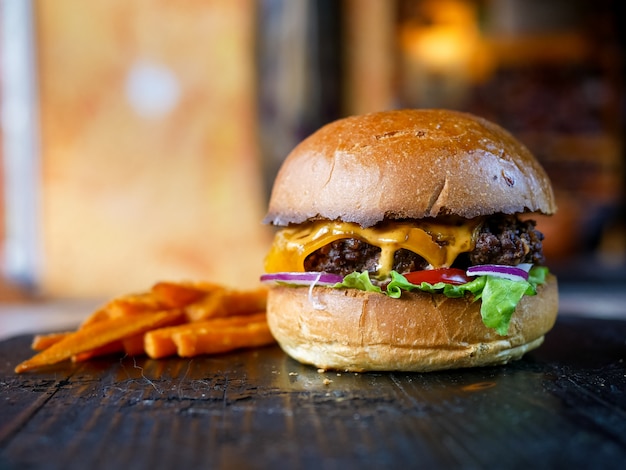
[{"x1": 266, "y1": 275, "x2": 558, "y2": 372}]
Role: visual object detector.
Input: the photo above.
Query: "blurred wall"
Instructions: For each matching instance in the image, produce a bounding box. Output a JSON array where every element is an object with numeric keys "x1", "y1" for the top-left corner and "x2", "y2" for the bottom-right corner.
[
  {"x1": 4, "y1": 0, "x2": 271, "y2": 298},
  {"x1": 2, "y1": 0, "x2": 625, "y2": 301},
  {"x1": 393, "y1": 0, "x2": 625, "y2": 280}
]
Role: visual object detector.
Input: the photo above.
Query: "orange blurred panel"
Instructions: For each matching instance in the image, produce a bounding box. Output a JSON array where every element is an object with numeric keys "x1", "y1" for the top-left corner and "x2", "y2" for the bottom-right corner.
[{"x1": 35, "y1": 0, "x2": 270, "y2": 297}]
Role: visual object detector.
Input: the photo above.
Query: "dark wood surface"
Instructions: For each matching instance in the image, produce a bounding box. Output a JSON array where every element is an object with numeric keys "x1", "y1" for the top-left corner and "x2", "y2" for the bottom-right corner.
[{"x1": 1, "y1": 315, "x2": 625, "y2": 470}]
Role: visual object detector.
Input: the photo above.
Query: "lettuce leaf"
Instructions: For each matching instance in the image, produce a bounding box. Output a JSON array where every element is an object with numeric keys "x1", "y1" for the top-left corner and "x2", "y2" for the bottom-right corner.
[
  {"x1": 337, "y1": 270, "x2": 383, "y2": 294},
  {"x1": 334, "y1": 266, "x2": 549, "y2": 336}
]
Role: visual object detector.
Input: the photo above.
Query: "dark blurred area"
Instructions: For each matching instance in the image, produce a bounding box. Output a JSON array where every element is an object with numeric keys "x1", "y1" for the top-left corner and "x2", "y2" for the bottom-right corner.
[{"x1": 257, "y1": 0, "x2": 626, "y2": 289}]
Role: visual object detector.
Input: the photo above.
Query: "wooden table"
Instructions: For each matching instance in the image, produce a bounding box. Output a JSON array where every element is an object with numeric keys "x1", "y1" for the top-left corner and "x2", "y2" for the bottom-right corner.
[{"x1": 1, "y1": 314, "x2": 625, "y2": 469}]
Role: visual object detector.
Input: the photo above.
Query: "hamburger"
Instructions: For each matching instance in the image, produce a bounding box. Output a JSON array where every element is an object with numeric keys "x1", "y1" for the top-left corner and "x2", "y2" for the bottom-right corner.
[{"x1": 260, "y1": 109, "x2": 558, "y2": 372}]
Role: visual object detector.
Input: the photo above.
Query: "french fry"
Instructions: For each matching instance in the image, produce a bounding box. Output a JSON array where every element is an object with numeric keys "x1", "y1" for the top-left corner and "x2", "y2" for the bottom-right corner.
[
  {"x1": 15, "y1": 310, "x2": 184, "y2": 373},
  {"x1": 103, "y1": 293, "x2": 165, "y2": 318},
  {"x1": 73, "y1": 333, "x2": 145, "y2": 362},
  {"x1": 72, "y1": 340, "x2": 125, "y2": 362},
  {"x1": 184, "y1": 287, "x2": 267, "y2": 322},
  {"x1": 143, "y1": 312, "x2": 270, "y2": 359},
  {"x1": 182, "y1": 288, "x2": 228, "y2": 322},
  {"x1": 219, "y1": 288, "x2": 268, "y2": 316},
  {"x1": 80, "y1": 292, "x2": 165, "y2": 328},
  {"x1": 16, "y1": 281, "x2": 275, "y2": 373},
  {"x1": 150, "y1": 281, "x2": 221, "y2": 308},
  {"x1": 173, "y1": 314, "x2": 274, "y2": 357},
  {"x1": 122, "y1": 333, "x2": 146, "y2": 356},
  {"x1": 143, "y1": 330, "x2": 177, "y2": 359},
  {"x1": 79, "y1": 308, "x2": 111, "y2": 328},
  {"x1": 31, "y1": 332, "x2": 71, "y2": 351}
]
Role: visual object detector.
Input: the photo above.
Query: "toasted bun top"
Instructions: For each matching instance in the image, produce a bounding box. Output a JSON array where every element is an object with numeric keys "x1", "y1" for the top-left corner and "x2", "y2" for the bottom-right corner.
[{"x1": 264, "y1": 109, "x2": 556, "y2": 227}]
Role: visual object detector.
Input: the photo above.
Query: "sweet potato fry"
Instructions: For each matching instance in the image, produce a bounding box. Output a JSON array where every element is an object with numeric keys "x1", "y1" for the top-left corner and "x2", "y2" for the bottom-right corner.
[
  {"x1": 173, "y1": 315, "x2": 275, "y2": 357},
  {"x1": 122, "y1": 333, "x2": 146, "y2": 356},
  {"x1": 105, "y1": 293, "x2": 165, "y2": 318},
  {"x1": 72, "y1": 340, "x2": 125, "y2": 362},
  {"x1": 182, "y1": 289, "x2": 228, "y2": 322},
  {"x1": 79, "y1": 307, "x2": 111, "y2": 328},
  {"x1": 219, "y1": 288, "x2": 268, "y2": 316},
  {"x1": 151, "y1": 281, "x2": 221, "y2": 308},
  {"x1": 184, "y1": 287, "x2": 267, "y2": 322},
  {"x1": 15, "y1": 281, "x2": 275, "y2": 374},
  {"x1": 15, "y1": 310, "x2": 184, "y2": 373},
  {"x1": 80, "y1": 292, "x2": 165, "y2": 328},
  {"x1": 73, "y1": 333, "x2": 145, "y2": 362},
  {"x1": 144, "y1": 312, "x2": 270, "y2": 359},
  {"x1": 31, "y1": 332, "x2": 71, "y2": 351},
  {"x1": 143, "y1": 328, "x2": 178, "y2": 359}
]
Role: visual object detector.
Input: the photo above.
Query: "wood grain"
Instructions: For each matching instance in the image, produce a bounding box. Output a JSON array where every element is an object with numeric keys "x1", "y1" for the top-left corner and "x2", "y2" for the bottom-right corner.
[{"x1": 1, "y1": 315, "x2": 625, "y2": 469}]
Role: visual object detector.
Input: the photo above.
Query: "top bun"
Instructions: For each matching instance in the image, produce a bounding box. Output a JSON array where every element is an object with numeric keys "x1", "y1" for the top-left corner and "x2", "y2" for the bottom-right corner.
[{"x1": 264, "y1": 109, "x2": 556, "y2": 227}]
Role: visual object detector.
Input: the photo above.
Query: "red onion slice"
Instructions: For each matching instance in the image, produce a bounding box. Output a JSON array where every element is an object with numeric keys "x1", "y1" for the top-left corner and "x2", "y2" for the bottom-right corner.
[
  {"x1": 466, "y1": 264, "x2": 529, "y2": 282},
  {"x1": 516, "y1": 263, "x2": 533, "y2": 273},
  {"x1": 260, "y1": 272, "x2": 343, "y2": 287}
]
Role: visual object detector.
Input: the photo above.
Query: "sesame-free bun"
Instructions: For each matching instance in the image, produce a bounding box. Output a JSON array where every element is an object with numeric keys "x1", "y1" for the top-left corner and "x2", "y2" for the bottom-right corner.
[
  {"x1": 264, "y1": 109, "x2": 556, "y2": 227},
  {"x1": 266, "y1": 275, "x2": 558, "y2": 372}
]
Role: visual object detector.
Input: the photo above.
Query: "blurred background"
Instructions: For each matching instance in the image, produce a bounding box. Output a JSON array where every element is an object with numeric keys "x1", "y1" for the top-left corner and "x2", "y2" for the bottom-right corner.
[{"x1": 0, "y1": 1, "x2": 624, "y2": 320}]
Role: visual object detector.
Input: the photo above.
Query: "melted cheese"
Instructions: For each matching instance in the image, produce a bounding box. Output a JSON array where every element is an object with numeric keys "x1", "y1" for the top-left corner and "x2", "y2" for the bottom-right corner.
[{"x1": 264, "y1": 219, "x2": 482, "y2": 278}]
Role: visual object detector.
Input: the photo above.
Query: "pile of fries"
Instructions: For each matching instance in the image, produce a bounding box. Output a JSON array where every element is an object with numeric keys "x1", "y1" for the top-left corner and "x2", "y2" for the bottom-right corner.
[{"x1": 14, "y1": 281, "x2": 274, "y2": 374}]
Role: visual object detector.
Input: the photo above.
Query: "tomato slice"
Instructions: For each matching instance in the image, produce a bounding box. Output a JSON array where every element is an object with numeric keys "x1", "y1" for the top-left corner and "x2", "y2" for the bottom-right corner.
[{"x1": 403, "y1": 268, "x2": 471, "y2": 286}]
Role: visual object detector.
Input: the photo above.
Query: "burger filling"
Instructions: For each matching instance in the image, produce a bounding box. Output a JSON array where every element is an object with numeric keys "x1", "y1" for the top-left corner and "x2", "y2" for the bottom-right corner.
[
  {"x1": 468, "y1": 215, "x2": 545, "y2": 267},
  {"x1": 304, "y1": 242, "x2": 426, "y2": 278},
  {"x1": 262, "y1": 214, "x2": 549, "y2": 336},
  {"x1": 271, "y1": 214, "x2": 545, "y2": 279}
]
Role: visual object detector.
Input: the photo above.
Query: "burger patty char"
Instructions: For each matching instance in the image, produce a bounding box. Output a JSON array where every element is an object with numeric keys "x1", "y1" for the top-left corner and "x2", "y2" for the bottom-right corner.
[
  {"x1": 303, "y1": 215, "x2": 545, "y2": 277},
  {"x1": 468, "y1": 215, "x2": 545, "y2": 267}
]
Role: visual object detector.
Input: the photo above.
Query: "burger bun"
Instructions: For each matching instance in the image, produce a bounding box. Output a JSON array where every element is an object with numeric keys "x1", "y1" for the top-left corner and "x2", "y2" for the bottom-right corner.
[{"x1": 266, "y1": 275, "x2": 558, "y2": 372}]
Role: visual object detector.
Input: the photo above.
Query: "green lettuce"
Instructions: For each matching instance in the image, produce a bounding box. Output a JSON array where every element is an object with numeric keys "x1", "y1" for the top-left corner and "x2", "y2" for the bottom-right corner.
[{"x1": 334, "y1": 266, "x2": 549, "y2": 336}]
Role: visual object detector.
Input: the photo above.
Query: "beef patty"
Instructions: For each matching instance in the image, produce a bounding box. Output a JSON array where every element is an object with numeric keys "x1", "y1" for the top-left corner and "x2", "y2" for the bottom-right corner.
[{"x1": 303, "y1": 215, "x2": 545, "y2": 277}]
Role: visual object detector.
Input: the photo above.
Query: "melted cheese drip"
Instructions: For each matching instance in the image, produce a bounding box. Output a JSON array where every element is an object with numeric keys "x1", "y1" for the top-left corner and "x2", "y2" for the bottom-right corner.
[{"x1": 264, "y1": 219, "x2": 482, "y2": 278}]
